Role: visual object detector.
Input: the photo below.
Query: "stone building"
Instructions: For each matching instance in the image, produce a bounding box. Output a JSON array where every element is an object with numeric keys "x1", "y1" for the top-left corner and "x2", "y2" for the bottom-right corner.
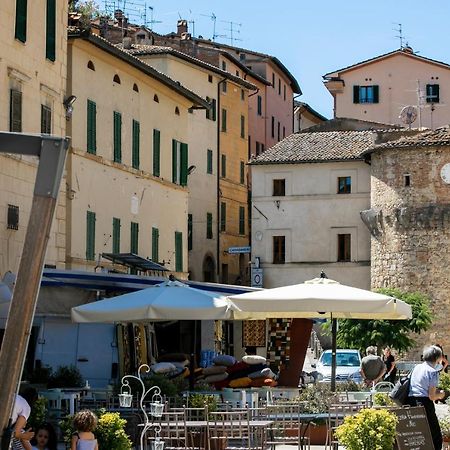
[{"x1": 362, "y1": 127, "x2": 450, "y2": 356}]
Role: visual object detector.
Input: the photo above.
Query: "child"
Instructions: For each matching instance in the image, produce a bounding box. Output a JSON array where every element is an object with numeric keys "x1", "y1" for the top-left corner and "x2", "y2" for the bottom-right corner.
[
  {"x1": 10, "y1": 389, "x2": 38, "y2": 450},
  {"x1": 30, "y1": 423, "x2": 57, "y2": 450},
  {"x1": 71, "y1": 410, "x2": 98, "y2": 450}
]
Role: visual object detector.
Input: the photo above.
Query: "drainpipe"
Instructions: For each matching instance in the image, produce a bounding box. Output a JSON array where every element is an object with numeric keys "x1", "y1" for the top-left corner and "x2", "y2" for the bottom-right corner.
[{"x1": 216, "y1": 77, "x2": 227, "y2": 282}]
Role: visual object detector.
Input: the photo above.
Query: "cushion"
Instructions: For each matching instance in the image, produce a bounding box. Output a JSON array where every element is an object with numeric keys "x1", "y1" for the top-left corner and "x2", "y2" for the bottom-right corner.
[
  {"x1": 214, "y1": 379, "x2": 231, "y2": 390},
  {"x1": 151, "y1": 362, "x2": 176, "y2": 374},
  {"x1": 227, "y1": 361, "x2": 250, "y2": 374},
  {"x1": 172, "y1": 360, "x2": 190, "y2": 369},
  {"x1": 248, "y1": 368, "x2": 276, "y2": 380},
  {"x1": 229, "y1": 377, "x2": 252, "y2": 388},
  {"x1": 204, "y1": 373, "x2": 229, "y2": 383},
  {"x1": 227, "y1": 363, "x2": 266, "y2": 381},
  {"x1": 203, "y1": 365, "x2": 227, "y2": 376},
  {"x1": 213, "y1": 354, "x2": 236, "y2": 367},
  {"x1": 158, "y1": 353, "x2": 189, "y2": 363},
  {"x1": 249, "y1": 377, "x2": 269, "y2": 387},
  {"x1": 167, "y1": 366, "x2": 185, "y2": 379},
  {"x1": 242, "y1": 355, "x2": 267, "y2": 365}
]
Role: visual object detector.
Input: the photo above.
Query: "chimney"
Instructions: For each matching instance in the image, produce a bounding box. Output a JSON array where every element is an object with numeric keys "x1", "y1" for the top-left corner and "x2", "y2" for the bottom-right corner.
[
  {"x1": 122, "y1": 37, "x2": 132, "y2": 49},
  {"x1": 177, "y1": 20, "x2": 188, "y2": 36}
]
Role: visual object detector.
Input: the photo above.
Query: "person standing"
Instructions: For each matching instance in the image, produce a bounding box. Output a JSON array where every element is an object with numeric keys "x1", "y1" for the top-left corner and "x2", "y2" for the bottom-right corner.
[
  {"x1": 10, "y1": 389, "x2": 37, "y2": 450},
  {"x1": 382, "y1": 347, "x2": 397, "y2": 384},
  {"x1": 406, "y1": 345, "x2": 446, "y2": 450},
  {"x1": 360, "y1": 346, "x2": 386, "y2": 387},
  {"x1": 71, "y1": 410, "x2": 98, "y2": 450}
]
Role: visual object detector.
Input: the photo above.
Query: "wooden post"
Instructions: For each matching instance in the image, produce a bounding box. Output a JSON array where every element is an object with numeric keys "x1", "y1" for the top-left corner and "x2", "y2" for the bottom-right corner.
[{"x1": 0, "y1": 134, "x2": 68, "y2": 447}]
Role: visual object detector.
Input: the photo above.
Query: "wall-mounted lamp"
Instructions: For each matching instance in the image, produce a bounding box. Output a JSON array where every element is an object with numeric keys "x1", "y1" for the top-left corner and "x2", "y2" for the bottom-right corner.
[
  {"x1": 187, "y1": 165, "x2": 197, "y2": 175},
  {"x1": 63, "y1": 95, "x2": 77, "y2": 120}
]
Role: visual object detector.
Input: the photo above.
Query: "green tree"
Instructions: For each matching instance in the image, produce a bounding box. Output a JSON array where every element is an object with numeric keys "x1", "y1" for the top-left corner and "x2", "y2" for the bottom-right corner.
[
  {"x1": 333, "y1": 288, "x2": 433, "y2": 354},
  {"x1": 70, "y1": 0, "x2": 101, "y2": 26}
]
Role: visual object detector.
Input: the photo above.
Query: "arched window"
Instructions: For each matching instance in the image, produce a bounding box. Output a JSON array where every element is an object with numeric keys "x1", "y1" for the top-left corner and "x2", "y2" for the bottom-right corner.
[
  {"x1": 87, "y1": 60, "x2": 95, "y2": 71},
  {"x1": 113, "y1": 74, "x2": 121, "y2": 84},
  {"x1": 133, "y1": 83, "x2": 139, "y2": 92},
  {"x1": 153, "y1": 94, "x2": 159, "y2": 103},
  {"x1": 175, "y1": 106, "x2": 180, "y2": 116}
]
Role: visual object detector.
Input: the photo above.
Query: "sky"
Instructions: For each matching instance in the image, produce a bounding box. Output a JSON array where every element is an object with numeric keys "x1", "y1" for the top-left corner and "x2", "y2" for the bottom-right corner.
[{"x1": 95, "y1": 1, "x2": 450, "y2": 118}]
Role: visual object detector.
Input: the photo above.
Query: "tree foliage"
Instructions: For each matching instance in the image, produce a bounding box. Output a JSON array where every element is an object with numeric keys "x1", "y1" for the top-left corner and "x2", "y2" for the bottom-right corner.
[
  {"x1": 334, "y1": 288, "x2": 433, "y2": 354},
  {"x1": 70, "y1": 0, "x2": 101, "y2": 26}
]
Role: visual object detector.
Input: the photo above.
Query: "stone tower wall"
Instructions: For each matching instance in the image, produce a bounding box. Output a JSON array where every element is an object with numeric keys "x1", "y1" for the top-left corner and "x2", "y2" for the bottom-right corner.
[{"x1": 370, "y1": 145, "x2": 450, "y2": 359}]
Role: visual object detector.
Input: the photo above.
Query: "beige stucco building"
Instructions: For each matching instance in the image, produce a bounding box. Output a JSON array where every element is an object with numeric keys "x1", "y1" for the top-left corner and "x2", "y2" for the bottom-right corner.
[
  {"x1": 324, "y1": 47, "x2": 450, "y2": 129},
  {"x1": 293, "y1": 101, "x2": 327, "y2": 132},
  {"x1": 0, "y1": 0, "x2": 68, "y2": 276},
  {"x1": 66, "y1": 32, "x2": 208, "y2": 277}
]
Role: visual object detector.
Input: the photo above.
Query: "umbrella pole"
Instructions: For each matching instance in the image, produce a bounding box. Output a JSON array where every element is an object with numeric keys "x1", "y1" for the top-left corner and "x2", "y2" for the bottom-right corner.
[{"x1": 331, "y1": 315, "x2": 337, "y2": 392}]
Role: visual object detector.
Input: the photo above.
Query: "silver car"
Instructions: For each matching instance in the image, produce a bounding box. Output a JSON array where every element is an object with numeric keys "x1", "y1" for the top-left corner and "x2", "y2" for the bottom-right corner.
[{"x1": 314, "y1": 349, "x2": 362, "y2": 382}]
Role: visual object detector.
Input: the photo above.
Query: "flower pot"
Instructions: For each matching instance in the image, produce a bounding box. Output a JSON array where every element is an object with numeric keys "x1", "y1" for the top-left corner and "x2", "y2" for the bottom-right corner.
[{"x1": 309, "y1": 423, "x2": 328, "y2": 445}]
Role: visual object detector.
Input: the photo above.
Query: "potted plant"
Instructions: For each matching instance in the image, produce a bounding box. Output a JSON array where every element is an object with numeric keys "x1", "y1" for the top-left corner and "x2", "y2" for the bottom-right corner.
[
  {"x1": 335, "y1": 408, "x2": 398, "y2": 450},
  {"x1": 439, "y1": 415, "x2": 450, "y2": 443},
  {"x1": 372, "y1": 392, "x2": 396, "y2": 407}
]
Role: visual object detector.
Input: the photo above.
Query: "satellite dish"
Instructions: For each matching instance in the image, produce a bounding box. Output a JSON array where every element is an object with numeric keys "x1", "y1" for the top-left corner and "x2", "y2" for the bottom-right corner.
[{"x1": 399, "y1": 105, "x2": 418, "y2": 126}]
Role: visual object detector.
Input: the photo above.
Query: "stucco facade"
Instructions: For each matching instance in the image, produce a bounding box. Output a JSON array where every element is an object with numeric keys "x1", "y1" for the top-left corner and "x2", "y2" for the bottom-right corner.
[
  {"x1": 324, "y1": 48, "x2": 450, "y2": 129},
  {"x1": 0, "y1": 0, "x2": 68, "y2": 275}
]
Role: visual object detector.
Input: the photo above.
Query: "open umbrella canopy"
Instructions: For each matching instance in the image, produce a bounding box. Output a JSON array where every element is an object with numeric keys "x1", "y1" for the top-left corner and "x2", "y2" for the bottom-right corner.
[
  {"x1": 71, "y1": 280, "x2": 233, "y2": 323},
  {"x1": 228, "y1": 277, "x2": 412, "y2": 320}
]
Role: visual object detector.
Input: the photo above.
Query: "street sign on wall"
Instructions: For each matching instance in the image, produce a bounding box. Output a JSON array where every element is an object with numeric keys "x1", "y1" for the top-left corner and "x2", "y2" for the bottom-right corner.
[
  {"x1": 251, "y1": 268, "x2": 263, "y2": 287},
  {"x1": 228, "y1": 246, "x2": 251, "y2": 254}
]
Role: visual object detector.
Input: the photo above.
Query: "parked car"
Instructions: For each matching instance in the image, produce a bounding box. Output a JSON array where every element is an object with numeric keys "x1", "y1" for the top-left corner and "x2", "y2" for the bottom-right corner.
[{"x1": 314, "y1": 349, "x2": 362, "y2": 383}]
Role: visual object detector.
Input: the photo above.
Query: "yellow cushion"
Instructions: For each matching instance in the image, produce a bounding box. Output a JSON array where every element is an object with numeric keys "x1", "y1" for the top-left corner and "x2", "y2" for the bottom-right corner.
[{"x1": 229, "y1": 377, "x2": 252, "y2": 388}]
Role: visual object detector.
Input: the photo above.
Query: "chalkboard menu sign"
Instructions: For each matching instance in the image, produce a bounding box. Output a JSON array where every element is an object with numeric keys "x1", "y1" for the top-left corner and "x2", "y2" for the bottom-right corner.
[{"x1": 391, "y1": 406, "x2": 433, "y2": 450}]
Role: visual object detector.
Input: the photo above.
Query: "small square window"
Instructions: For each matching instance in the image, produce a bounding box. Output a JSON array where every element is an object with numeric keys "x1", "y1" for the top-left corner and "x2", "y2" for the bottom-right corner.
[
  {"x1": 338, "y1": 176, "x2": 351, "y2": 194},
  {"x1": 273, "y1": 179, "x2": 286, "y2": 196},
  {"x1": 7, "y1": 204, "x2": 19, "y2": 230}
]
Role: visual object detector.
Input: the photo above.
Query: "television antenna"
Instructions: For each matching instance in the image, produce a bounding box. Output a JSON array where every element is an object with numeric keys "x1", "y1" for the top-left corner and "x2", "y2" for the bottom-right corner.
[
  {"x1": 399, "y1": 105, "x2": 418, "y2": 129},
  {"x1": 146, "y1": 5, "x2": 162, "y2": 29},
  {"x1": 200, "y1": 12, "x2": 225, "y2": 41},
  {"x1": 393, "y1": 23, "x2": 404, "y2": 49},
  {"x1": 221, "y1": 20, "x2": 242, "y2": 46}
]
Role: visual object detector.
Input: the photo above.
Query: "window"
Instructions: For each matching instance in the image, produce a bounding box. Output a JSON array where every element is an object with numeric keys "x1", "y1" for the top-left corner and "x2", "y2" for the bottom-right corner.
[
  {"x1": 175, "y1": 106, "x2": 180, "y2": 116},
  {"x1": 175, "y1": 231, "x2": 183, "y2": 272},
  {"x1": 207, "y1": 149, "x2": 213, "y2": 174},
  {"x1": 133, "y1": 83, "x2": 139, "y2": 92},
  {"x1": 113, "y1": 111, "x2": 122, "y2": 163},
  {"x1": 273, "y1": 236, "x2": 285, "y2": 264},
  {"x1": 240, "y1": 115, "x2": 245, "y2": 138},
  {"x1": 188, "y1": 214, "x2": 193, "y2": 251},
  {"x1": 15, "y1": 0, "x2": 27, "y2": 42},
  {"x1": 153, "y1": 129, "x2": 160, "y2": 176},
  {"x1": 87, "y1": 100, "x2": 96, "y2": 154},
  {"x1": 152, "y1": 227, "x2": 159, "y2": 262},
  {"x1": 172, "y1": 139, "x2": 188, "y2": 186},
  {"x1": 221, "y1": 108, "x2": 227, "y2": 132},
  {"x1": 112, "y1": 217, "x2": 120, "y2": 253},
  {"x1": 208, "y1": 74, "x2": 213, "y2": 83},
  {"x1": 257, "y1": 95, "x2": 262, "y2": 116},
  {"x1": 278, "y1": 78, "x2": 281, "y2": 95},
  {"x1": 153, "y1": 94, "x2": 159, "y2": 103},
  {"x1": 426, "y1": 84, "x2": 440, "y2": 103},
  {"x1": 86, "y1": 211, "x2": 96, "y2": 261},
  {"x1": 273, "y1": 179, "x2": 286, "y2": 196},
  {"x1": 337, "y1": 234, "x2": 351, "y2": 262},
  {"x1": 404, "y1": 174, "x2": 411, "y2": 187},
  {"x1": 222, "y1": 61, "x2": 227, "y2": 71},
  {"x1": 221, "y1": 154, "x2": 226, "y2": 178},
  {"x1": 206, "y1": 97, "x2": 216, "y2": 121},
  {"x1": 46, "y1": 0, "x2": 56, "y2": 61},
  {"x1": 7, "y1": 205, "x2": 19, "y2": 230},
  {"x1": 132, "y1": 119, "x2": 140, "y2": 169},
  {"x1": 261, "y1": 143, "x2": 265, "y2": 153},
  {"x1": 222, "y1": 81, "x2": 227, "y2": 93},
  {"x1": 277, "y1": 121, "x2": 280, "y2": 141},
  {"x1": 220, "y1": 202, "x2": 226, "y2": 231},
  {"x1": 87, "y1": 61, "x2": 95, "y2": 71},
  {"x1": 271, "y1": 116, "x2": 275, "y2": 138},
  {"x1": 130, "y1": 222, "x2": 139, "y2": 254},
  {"x1": 206, "y1": 213, "x2": 213, "y2": 239},
  {"x1": 353, "y1": 85, "x2": 379, "y2": 104},
  {"x1": 256, "y1": 141, "x2": 261, "y2": 156},
  {"x1": 272, "y1": 73, "x2": 275, "y2": 87},
  {"x1": 284, "y1": 84, "x2": 286, "y2": 101},
  {"x1": 10, "y1": 90, "x2": 22, "y2": 132},
  {"x1": 337, "y1": 176, "x2": 351, "y2": 194},
  {"x1": 240, "y1": 53, "x2": 246, "y2": 62},
  {"x1": 239, "y1": 206, "x2": 245, "y2": 235},
  {"x1": 240, "y1": 161, "x2": 245, "y2": 184},
  {"x1": 41, "y1": 105, "x2": 51, "y2": 134},
  {"x1": 113, "y1": 74, "x2": 121, "y2": 84},
  {"x1": 283, "y1": 126, "x2": 286, "y2": 139},
  {"x1": 241, "y1": 89, "x2": 245, "y2": 101}
]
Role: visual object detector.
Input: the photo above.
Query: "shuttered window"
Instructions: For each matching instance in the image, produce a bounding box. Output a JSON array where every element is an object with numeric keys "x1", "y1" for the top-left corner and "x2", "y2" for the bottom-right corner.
[
  {"x1": 221, "y1": 108, "x2": 227, "y2": 132},
  {"x1": 113, "y1": 111, "x2": 122, "y2": 163},
  {"x1": 86, "y1": 211, "x2": 96, "y2": 261},
  {"x1": 188, "y1": 214, "x2": 193, "y2": 251},
  {"x1": 353, "y1": 85, "x2": 379, "y2": 104},
  {"x1": 180, "y1": 143, "x2": 188, "y2": 186},
  {"x1": 239, "y1": 206, "x2": 245, "y2": 235},
  {"x1": 257, "y1": 95, "x2": 262, "y2": 116},
  {"x1": 426, "y1": 84, "x2": 440, "y2": 103},
  {"x1": 240, "y1": 115, "x2": 245, "y2": 138},
  {"x1": 206, "y1": 97, "x2": 217, "y2": 121},
  {"x1": 221, "y1": 154, "x2": 226, "y2": 178},
  {"x1": 153, "y1": 129, "x2": 160, "y2": 176},
  {"x1": 130, "y1": 222, "x2": 139, "y2": 254},
  {"x1": 41, "y1": 105, "x2": 51, "y2": 134},
  {"x1": 46, "y1": 0, "x2": 56, "y2": 61},
  {"x1": 112, "y1": 217, "x2": 121, "y2": 253},
  {"x1": 15, "y1": 0, "x2": 27, "y2": 43},
  {"x1": 240, "y1": 161, "x2": 245, "y2": 184},
  {"x1": 220, "y1": 202, "x2": 226, "y2": 232},
  {"x1": 132, "y1": 119, "x2": 140, "y2": 169},
  {"x1": 172, "y1": 140, "x2": 188, "y2": 186},
  {"x1": 206, "y1": 213, "x2": 213, "y2": 239},
  {"x1": 10, "y1": 90, "x2": 22, "y2": 132},
  {"x1": 207, "y1": 149, "x2": 213, "y2": 174},
  {"x1": 152, "y1": 227, "x2": 159, "y2": 262},
  {"x1": 175, "y1": 231, "x2": 183, "y2": 272},
  {"x1": 87, "y1": 100, "x2": 96, "y2": 154}
]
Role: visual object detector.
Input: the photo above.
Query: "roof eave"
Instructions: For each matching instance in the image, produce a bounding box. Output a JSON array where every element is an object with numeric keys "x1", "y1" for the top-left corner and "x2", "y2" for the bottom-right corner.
[{"x1": 250, "y1": 157, "x2": 365, "y2": 166}]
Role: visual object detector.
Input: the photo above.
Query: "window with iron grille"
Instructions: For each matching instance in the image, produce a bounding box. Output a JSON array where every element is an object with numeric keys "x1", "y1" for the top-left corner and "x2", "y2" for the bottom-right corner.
[
  {"x1": 7, "y1": 205, "x2": 19, "y2": 230},
  {"x1": 10, "y1": 90, "x2": 22, "y2": 132}
]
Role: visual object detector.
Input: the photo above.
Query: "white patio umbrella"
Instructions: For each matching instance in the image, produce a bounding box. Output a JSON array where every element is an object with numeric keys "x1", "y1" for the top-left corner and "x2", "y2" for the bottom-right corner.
[{"x1": 71, "y1": 280, "x2": 233, "y2": 323}]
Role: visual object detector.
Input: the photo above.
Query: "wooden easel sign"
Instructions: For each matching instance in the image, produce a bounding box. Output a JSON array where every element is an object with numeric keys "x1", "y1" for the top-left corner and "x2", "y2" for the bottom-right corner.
[{"x1": 390, "y1": 406, "x2": 433, "y2": 450}]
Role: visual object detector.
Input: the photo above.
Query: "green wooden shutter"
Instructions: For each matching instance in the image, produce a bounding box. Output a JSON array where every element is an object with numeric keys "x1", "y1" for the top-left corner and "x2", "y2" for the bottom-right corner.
[
  {"x1": 87, "y1": 100, "x2": 96, "y2": 154},
  {"x1": 220, "y1": 202, "x2": 226, "y2": 232},
  {"x1": 113, "y1": 111, "x2": 122, "y2": 163},
  {"x1": 221, "y1": 108, "x2": 227, "y2": 132},
  {"x1": 86, "y1": 211, "x2": 96, "y2": 261},
  {"x1": 112, "y1": 217, "x2": 121, "y2": 253},
  {"x1": 240, "y1": 161, "x2": 245, "y2": 184},
  {"x1": 373, "y1": 85, "x2": 379, "y2": 103},
  {"x1": 175, "y1": 231, "x2": 183, "y2": 272},
  {"x1": 240, "y1": 115, "x2": 245, "y2": 138},
  {"x1": 153, "y1": 129, "x2": 161, "y2": 177},
  {"x1": 172, "y1": 139, "x2": 178, "y2": 183},
  {"x1": 152, "y1": 227, "x2": 159, "y2": 262},
  {"x1": 132, "y1": 119, "x2": 140, "y2": 169},
  {"x1": 15, "y1": 0, "x2": 27, "y2": 42},
  {"x1": 188, "y1": 214, "x2": 193, "y2": 251},
  {"x1": 130, "y1": 222, "x2": 139, "y2": 254},
  {"x1": 180, "y1": 142, "x2": 188, "y2": 186},
  {"x1": 212, "y1": 99, "x2": 217, "y2": 121},
  {"x1": 10, "y1": 90, "x2": 22, "y2": 132},
  {"x1": 46, "y1": 0, "x2": 56, "y2": 61},
  {"x1": 353, "y1": 85, "x2": 360, "y2": 104},
  {"x1": 207, "y1": 149, "x2": 213, "y2": 174},
  {"x1": 205, "y1": 96, "x2": 211, "y2": 120},
  {"x1": 221, "y1": 154, "x2": 226, "y2": 178},
  {"x1": 239, "y1": 206, "x2": 245, "y2": 235},
  {"x1": 257, "y1": 95, "x2": 262, "y2": 115},
  {"x1": 206, "y1": 212, "x2": 213, "y2": 239}
]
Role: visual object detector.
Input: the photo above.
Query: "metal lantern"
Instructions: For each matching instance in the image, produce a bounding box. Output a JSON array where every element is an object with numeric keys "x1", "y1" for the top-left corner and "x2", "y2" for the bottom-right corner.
[
  {"x1": 149, "y1": 400, "x2": 164, "y2": 418},
  {"x1": 150, "y1": 437, "x2": 165, "y2": 450},
  {"x1": 118, "y1": 384, "x2": 133, "y2": 407}
]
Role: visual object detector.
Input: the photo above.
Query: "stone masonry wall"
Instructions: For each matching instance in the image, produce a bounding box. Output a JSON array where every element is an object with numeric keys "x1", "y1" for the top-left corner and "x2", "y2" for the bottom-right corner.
[{"x1": 370, "y1": 145, "x2": 450, "y2": 359}]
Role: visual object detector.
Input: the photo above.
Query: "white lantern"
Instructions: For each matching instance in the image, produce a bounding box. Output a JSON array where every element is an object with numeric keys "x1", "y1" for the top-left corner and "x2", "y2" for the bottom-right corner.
[
  {"x1": 118, "y1": 385, "x2": 133, "y2": 408},
  {"x1": 150, "y1": 437, "x2": 165, "y2": 450},
  {"x1": 149, "y1": 401, "x2": 164, "y2": 418}
]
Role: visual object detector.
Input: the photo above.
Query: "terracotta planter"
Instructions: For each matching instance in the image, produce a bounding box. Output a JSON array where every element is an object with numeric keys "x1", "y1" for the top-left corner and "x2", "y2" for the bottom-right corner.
[{"x1": 309, "y1": 423, "x2": 328, "y2": 445}]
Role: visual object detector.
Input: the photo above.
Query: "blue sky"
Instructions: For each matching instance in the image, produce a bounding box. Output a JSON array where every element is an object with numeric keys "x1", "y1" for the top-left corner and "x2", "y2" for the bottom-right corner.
[{"x1": 95, "y1": 1, "x2": 450, "y2": 118}]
